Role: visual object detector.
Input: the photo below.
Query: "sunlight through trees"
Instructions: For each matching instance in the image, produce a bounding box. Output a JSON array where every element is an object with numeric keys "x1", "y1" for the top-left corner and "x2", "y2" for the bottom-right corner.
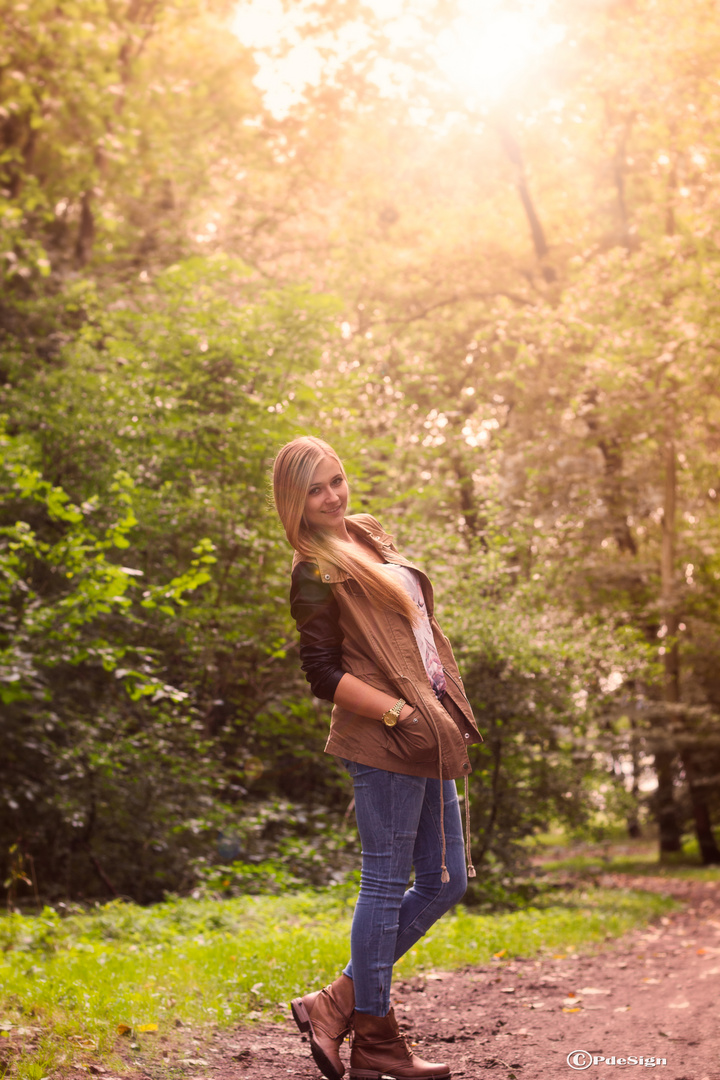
[{"x1": 1, "y1": 0, "x2": 719, "y2": 901}]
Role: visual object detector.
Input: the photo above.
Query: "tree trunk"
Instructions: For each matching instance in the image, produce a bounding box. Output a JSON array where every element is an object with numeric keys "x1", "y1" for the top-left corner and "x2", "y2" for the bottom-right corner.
[
  {"x1": 475, "y1": 727, "x2": 502, "y2": 864},
  {"x1": 495, "y1": 122, "x2": 555, "y2": 282},
  {"x1": 680, "y1": 751, "x2": 720, "y2": 864},
  {"x1": 626, "y1": 714, "x2": 642, "y2": 838},
  {"x1": 598, "y1": 435, "x2": 638, "y2": 554},
  {"x1": 659, "y1": 428, "x2": 719, "y2": 862},
  {"x1": 656, "y1": 427, "x2": 682, "y2": 854}
]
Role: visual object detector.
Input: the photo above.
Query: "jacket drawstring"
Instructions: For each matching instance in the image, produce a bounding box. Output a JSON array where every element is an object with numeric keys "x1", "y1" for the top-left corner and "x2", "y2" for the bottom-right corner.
[
  {"x1": 427, "y1": 709, "x2": 450, "y2": 883},
  {"x1": 427, "y1": 703, "x2": 475, "y2": 883},
  {"x1": 464, "y1": 775, "x2": 476, "y2": 878}
]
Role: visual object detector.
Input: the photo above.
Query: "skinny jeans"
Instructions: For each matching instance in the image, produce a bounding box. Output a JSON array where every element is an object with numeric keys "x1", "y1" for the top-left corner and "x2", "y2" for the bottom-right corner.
[{"x1": 341, "y1": 761, "x2": 467, "y2": 1016}]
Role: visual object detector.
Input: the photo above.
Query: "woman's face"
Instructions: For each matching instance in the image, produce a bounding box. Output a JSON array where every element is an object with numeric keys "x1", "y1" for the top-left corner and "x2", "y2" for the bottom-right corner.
[{"x1": 303, "y1": 454, "x2": 348, "y2": 533}]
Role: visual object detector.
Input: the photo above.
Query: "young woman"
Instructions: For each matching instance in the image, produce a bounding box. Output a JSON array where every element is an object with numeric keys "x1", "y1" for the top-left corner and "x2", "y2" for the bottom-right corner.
[{"x1": 272, "y1": 436, "x2": 482, "y2": 1080}]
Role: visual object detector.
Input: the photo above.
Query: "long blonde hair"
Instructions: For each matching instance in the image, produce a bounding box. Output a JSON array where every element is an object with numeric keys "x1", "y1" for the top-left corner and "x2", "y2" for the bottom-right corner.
[{"x1": 272, "y1": 436, "x2": 418, "y2": 623}]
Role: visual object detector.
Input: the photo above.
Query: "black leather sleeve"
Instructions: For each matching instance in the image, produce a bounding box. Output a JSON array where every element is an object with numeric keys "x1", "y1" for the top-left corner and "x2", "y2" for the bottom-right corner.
[{"x1": 290, "y1": 561, "x2": 345, "y2": 702}]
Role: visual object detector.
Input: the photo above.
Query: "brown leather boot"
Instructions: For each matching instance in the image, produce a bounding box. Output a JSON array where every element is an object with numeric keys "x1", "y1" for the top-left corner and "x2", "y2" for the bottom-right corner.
[
  {"x1": 291, "y1": 972, "x2": 355, "y2": 1080},
  {"x1": 349, "y1": 1007, "x2": 451, "y2": 1079}
]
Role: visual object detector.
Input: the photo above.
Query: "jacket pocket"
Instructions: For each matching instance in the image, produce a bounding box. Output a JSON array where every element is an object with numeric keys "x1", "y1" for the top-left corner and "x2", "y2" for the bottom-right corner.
[{"x1": 384, "y1": 707, "x2": 438, "y2": 764}]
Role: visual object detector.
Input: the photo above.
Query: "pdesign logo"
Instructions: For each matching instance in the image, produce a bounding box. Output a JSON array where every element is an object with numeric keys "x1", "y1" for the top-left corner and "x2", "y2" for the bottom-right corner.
[{"x1": 567, "y1": 1050, "x2": 667, "y2": 1069}]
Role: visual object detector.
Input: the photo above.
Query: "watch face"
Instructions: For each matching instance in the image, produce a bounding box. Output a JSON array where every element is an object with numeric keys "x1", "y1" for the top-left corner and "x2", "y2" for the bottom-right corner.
[{"x1": 383, "y1": 712, "x2": 398, "y2": 727}]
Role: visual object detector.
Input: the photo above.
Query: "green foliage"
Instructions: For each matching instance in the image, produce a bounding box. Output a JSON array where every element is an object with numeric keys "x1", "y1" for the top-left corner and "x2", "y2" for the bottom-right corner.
[
  {"x1": 0, "y1": 0, "x2": 263, "y2": 275},
  {"x1": 0, "y1": 258, "x2": 347, "y2": 900},
  {"x1": 3, "y1": 0, "x2": 720, "y2": 900},
  {"x1": 0, "y1": 443, "x2": 211, "y2": 704},
  {"x1": 193, "y1": 799, "x2": 361, "y2": 894}
]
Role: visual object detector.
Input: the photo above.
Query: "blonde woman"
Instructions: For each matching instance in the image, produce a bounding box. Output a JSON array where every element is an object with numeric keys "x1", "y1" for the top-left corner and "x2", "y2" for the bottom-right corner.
[{"x1": 272, "y1": 436, "x2": 482, "y2": 1080}]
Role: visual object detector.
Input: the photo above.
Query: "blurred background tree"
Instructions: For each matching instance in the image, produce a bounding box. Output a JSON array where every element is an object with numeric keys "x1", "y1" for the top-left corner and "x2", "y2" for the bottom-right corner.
[{"x1": 1, "y1": 0, "x2": 719, "y2": 902}]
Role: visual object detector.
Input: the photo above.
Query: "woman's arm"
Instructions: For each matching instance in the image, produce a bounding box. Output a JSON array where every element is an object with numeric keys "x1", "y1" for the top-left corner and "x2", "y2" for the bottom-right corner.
[
  {"x1": 290, "y1": 562, "x2": 346, "y2": 700},
  {"x1": 333, "y1": 673, "x2": 414, "y2": 722}
]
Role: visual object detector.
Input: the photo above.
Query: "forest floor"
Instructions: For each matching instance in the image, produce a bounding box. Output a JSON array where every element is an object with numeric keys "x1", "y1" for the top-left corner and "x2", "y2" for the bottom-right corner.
[{"x1": 106, "y1": 874, "x2": 720, "y2": 1080}]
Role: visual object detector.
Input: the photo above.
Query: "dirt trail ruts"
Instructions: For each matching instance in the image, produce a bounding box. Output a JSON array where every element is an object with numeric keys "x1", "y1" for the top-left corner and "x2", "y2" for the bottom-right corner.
[{"x1": 117, "y1": 876, "x2": 720, "y2": 1080}]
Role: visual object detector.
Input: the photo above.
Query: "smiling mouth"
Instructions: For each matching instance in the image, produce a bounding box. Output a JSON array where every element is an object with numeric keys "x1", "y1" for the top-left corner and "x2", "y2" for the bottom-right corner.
[{"x1": 324, "y1": 506, "x2": 343, "y2": 513}]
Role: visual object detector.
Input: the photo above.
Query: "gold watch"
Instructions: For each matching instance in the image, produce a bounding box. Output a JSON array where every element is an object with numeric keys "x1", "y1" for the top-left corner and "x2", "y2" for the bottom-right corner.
[{"x1": 381, "y1": 698, "x2": 406, "y2": 727}]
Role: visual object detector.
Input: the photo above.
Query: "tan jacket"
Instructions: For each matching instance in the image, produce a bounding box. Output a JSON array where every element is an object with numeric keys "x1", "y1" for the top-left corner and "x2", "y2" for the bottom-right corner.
[{"x1": 291, "y1": 514, "x2": 483, "y2": 780}]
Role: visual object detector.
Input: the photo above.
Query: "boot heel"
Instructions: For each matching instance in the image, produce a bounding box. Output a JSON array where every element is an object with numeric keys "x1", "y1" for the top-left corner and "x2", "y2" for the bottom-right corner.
[
  {"x1": 291, "y1": 997, "x2": 311, "y2": 1033},
  {"x1": 348, "y1": 1071, "x2": 380, "y2": 1080}
]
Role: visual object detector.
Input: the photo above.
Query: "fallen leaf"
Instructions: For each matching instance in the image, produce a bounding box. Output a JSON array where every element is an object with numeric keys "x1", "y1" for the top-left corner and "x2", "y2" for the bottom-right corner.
[
  {"x1": 499, "y1": 987, "x2": 515, "y2": 994},
  {"x1": 137, "y1": 1024, "x2": 158, "y2": 1033},
  {"x1": 562, "y1": 996, "x2": 581, "y2": 1007},
  {"x1": 527, "y1": 1003, "x2": 545, "y2": 1009},
  {"x1": 614, "y1": 1006, "x2": 631, "y2": 1012},
  {"x1": 562, "y1": 1007, "x2": 582, "y2": 1013},
  {"x1": 696, "y1": 948, "x2": 707, "y2": 955},
  {"x1": 668, "y1": 1002, "x2": 690, "y2": 1009},
  {"x1": 493, "y1": 950, "x2": 507, "y2": 959},
  {"x1": 116, "y1": 1025, "x2": 131, "y2": 1036},
  {"x1": 578, "y1": 987, "x2": 610, "y2": 995}
]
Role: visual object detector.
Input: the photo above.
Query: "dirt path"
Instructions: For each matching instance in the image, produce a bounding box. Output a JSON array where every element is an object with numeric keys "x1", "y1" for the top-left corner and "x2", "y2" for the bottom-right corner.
[{"x1": 124, "y1": 877, "x2": 720, "y2": 1080}]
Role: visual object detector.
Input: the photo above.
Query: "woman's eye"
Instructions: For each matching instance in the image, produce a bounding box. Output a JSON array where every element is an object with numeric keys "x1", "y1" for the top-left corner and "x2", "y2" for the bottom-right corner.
[{"x1": 332, "y1": 476, "x2": 343, "y2": 485}]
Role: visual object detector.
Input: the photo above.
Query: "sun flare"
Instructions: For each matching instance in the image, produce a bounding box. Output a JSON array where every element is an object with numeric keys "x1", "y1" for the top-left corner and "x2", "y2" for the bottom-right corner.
[
  {"x1": 433, "y1": 3, "x2": 566, "y2": 102},
  {"x1": 232, "y1": 0, "x2": 566, "y2": 117}
]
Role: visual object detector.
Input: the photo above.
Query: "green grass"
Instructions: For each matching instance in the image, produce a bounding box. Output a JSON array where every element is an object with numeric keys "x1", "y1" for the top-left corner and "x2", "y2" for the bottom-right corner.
[
  {"x1": 0, "y1": 885, "x2": 677, "y2": 1079},
  {"x1": 534, "y1": 834, "x2": 720, "y2": 881},
  {"x1": 538, "y1": 852, "x2": 720, "y2": 880}
]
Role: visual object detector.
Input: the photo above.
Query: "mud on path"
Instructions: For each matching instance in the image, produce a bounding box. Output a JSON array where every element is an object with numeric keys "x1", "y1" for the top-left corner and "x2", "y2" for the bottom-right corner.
[{"x1": 119, "y1": 877, "x2": 720, "y2": 1080}]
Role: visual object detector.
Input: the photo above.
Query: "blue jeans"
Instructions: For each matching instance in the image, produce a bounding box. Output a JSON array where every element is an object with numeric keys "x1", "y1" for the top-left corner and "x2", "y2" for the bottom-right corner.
[{"x1": 340, "y1": 762, "x2": 467, "y2": 1015}]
